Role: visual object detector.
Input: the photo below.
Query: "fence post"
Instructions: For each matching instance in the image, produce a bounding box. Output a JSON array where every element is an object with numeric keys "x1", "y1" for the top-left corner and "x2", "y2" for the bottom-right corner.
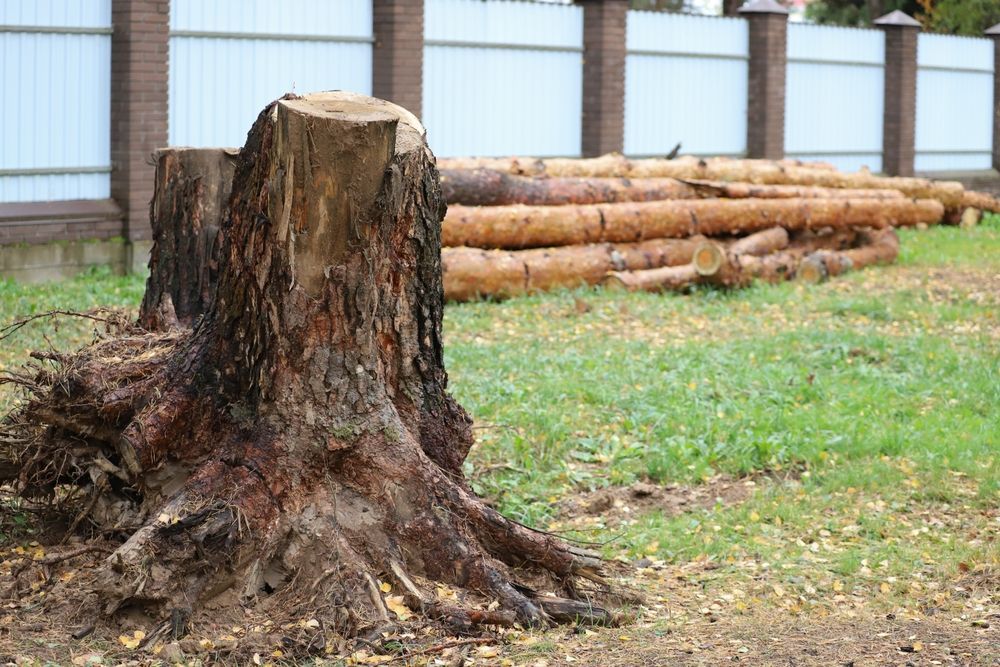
[
  {"x1": 110, "y1": 0, "x2": 170, "y2": 272},
  {"x1": 739, "y1": 0, "x2": 787, "y2": 160},
  {"x1": 987, "y1": 23, "x2": 1000, "y2": 172},
  {"x1": 580, "y1": 0, "x2": 627, "y2": 157},
  {"x1": 372, "y1": 0, "x2": 424, "y2": 119},
  {"x1": 875, "y1": 11, "x2": 920, "y2": 177}
]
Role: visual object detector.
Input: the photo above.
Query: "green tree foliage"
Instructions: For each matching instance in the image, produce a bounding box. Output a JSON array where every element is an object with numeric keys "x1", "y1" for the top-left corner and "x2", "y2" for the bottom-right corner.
[
  {"x1": 805, "y1": 0, "x2": 919, "y2": 28},
  {"x1": 925, "y1": 0, "x2": 1000, "y2": 35},
  {"x1": 805, "y1": 0, "x2": 1000, "y2": 34},
  {"x1": 629, "y1": 0, "x2": 688, "y2": 11}
]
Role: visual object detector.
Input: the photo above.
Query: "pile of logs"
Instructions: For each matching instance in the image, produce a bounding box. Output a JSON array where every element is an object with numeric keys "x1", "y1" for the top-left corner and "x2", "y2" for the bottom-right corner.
[{"x1": 439, "y1": 155, "x2": 1000, "y2": 300}]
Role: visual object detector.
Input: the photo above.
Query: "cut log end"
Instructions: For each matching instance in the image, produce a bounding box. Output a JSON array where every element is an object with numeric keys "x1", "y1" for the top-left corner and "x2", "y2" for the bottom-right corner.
[
  {"x1": 798, "y1": 256, "x2": 829, "y2": 284},
  {"x1": 692, "y1": 243, "x2": 725, "y2": 276}
]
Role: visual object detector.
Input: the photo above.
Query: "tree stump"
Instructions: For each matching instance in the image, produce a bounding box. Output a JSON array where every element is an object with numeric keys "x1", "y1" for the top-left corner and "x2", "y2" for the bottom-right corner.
[
  {"x1": 139, "y1": 147, "x2": 237, "y2": 330},
  {"x1": 1, "y1": 93, "x2": 608, "y2": 643}
]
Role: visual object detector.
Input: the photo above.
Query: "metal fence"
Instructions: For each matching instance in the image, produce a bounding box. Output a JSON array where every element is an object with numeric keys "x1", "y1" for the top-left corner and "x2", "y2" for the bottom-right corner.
[
  {"x1": 915, "y1": 33, "x2": 994, "y2": 172},
  {"x1": 625, "y1": 12, "x2": 748, "y2": 158},
  {"x1": 0, "y1": 1, "x2": 111, "y2": 203},
  {"x1": 422, "y1": 0, "x2": 584, "y2": 157},
  {"x1": 168, "y1": 0, "x2": 373, "y2": 148},
  {"x1": 785, "y1": 24, "x2": 884, "y2": 173},
  {"x1": 3, "y1": 0, "x2": 999, "y2": 211}
]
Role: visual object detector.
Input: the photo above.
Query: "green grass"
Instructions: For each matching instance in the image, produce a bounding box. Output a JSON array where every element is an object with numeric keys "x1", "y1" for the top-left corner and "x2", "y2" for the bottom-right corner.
[
  {"x1": 448, "y1": 221, "x2": 1000, "y2": 522},
  {"x1": 1, "y1": 221, "x2": 998, "y2": 612}
]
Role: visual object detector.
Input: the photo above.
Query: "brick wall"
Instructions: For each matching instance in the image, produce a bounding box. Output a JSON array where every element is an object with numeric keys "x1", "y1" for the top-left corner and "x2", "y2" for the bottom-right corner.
[
  {"x1": 581, "y1": 0, "x2": 627, "y2": 157},
  {"x1": 742, "y1": 2, "x2": 788, "y2": 160},
  {"x1": 0, "y1": 200, "x2": 123, "y2": 245},
  {"x1": 879, "y1": 22, "x2": 919, "y2": 176},
  {"x1": 373, "y1": 0, "x2": 423, "y2": 118},
  {"x1": 110, "y1": 0, "x2": 169, "y2": 242}
]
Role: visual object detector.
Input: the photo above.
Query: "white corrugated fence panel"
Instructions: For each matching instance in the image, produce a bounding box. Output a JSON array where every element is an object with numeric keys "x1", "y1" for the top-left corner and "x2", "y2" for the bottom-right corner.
[
  {"x1": 785, "y1": 24, "x2": 884, "y2": 173},
  {"x1": 423, "y1": 0, "x2": 583, "y2": 157},
  {"x1": 625, "y1": 12, "x2": 748, "y2": 158},
  {"x1": 915, "y1": 34, "x2": 994, "y2": 172},
  {"x1": 168, "y1": 0, "x2": 373, "y2": 148},
  {"x1": 0, "y1": 1, "x2": 111, "y2": 203}
]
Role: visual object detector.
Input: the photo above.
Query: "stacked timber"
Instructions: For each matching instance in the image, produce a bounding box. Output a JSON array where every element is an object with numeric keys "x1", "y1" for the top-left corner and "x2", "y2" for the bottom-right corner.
[{"x1": 439, "y1": 154, "x2": 999, "y2": 300}]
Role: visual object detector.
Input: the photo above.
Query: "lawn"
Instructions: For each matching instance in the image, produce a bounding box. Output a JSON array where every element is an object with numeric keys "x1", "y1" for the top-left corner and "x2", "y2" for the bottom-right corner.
[{"x1": 1, "y1": 220, "x2": 997, "y2": 664}]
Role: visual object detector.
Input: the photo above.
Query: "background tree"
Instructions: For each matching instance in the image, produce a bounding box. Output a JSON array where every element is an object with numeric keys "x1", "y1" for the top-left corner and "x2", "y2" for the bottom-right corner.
[
  {"x1": 806, "y1": 0, "x2": 999, "y2": 34},
  {"x1": 630, "y1": 0, "x2": 689, "y2": 12},
  {"x1": 805, "y1": 0, "x2": 918, "y2": 26}
]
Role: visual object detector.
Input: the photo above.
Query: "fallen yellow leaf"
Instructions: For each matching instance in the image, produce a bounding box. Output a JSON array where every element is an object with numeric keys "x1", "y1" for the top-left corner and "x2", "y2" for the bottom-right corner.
[
  {"x1": 118, "y1": 630, "x2": 146, "y2": 650},
  {"x1": 385, "y1": 595, "x2": 411, "y2": 620}
]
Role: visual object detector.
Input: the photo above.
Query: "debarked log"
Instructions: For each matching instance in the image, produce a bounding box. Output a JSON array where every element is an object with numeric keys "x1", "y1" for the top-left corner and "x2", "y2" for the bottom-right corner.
[{"x1": 442, "y1": 198, "x2": 944, "y2": 250}]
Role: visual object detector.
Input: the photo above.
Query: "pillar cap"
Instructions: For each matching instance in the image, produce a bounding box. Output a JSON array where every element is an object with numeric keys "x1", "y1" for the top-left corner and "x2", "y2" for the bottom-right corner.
[
  {"x1": 874, "y1": 10, "x2": 921, "y2": 28},
  {"x1": 738, "y1": 0, "x2": 788, "y2": 15},
  {"x1": 985, "y1": 23, "x2": 1000, "y2": 36}
]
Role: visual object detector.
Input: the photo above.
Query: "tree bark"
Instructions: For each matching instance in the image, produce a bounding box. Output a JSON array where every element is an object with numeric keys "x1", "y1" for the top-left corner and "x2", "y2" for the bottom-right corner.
[
  {"x1": 443, "y1": 237, "x2": 705, "y2": 301},
  {"x1": 439, "y1": 171, "x2": 905, "y2": 206},
  {"x1": 442, "y1": 198, "x2": 943, "y2": 249},
  {"x1": 440, "y1": 169, "x2": 701, "y2": 206},
  {"x1": 1, "y1": 93, "x2": 608, "y2": 643},
  {"x1": 139, "y1": 148, "x2": 237, "y2": 330},
  {"x1": 437, "y1": 155, "x2": 965, "y2": 207}
]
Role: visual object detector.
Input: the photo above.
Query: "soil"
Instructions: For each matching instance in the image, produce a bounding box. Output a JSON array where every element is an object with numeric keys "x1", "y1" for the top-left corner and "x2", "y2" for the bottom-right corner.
[{"x1": 555, "y1": 475, "x2": 762, "y2": 527}]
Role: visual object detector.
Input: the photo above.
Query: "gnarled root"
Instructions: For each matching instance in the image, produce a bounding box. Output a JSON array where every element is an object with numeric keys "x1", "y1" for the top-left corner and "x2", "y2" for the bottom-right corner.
[{"x1": 1, "y1": 331, "x2": 616, "y2": 649}]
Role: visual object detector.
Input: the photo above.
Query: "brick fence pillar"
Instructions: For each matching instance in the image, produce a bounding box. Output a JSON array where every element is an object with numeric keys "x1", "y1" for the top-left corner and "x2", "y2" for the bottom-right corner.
[
  {"x1": 580, "y1": 0, "x2": 627, "y2": 157},
  {"x1": 876, "y1": 11, "x2": 921, "y2": 177},
  {"x1": 740, "y1": 0, "x2": 788, "y2": 160},
  {"x1": 110, "y1": 0, "x2": 169, "y2": 270},
  {"x1": 372, "y1": 0, "x2": 423, "y2": 118},
  {"x1": 986, "y1": 23, "x2": 1000, "y2": 171}
]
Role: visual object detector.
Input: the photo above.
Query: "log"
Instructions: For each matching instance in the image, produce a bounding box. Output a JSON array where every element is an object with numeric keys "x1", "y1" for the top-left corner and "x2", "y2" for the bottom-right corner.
[
  {"x1": 440, "y1": 169, "x2": 699, "y2": 206},
  {"x1": 139, "y1": 148, "x2": 237, "y2": 330},
  {"x1": 798, "y1": 228, "x2": 900, "y2": 284},
  {"x1": 437, "y1": 155, "x2": 965, "y2": 207},
  {"x1": 1, "y1": 93, "x2": 609, "y2": 640},
  {"x1": 681, "y1": 179, "x2": 905, "y2": 200},
  {"x1": 728, "y1": 227, "x2": 790, "y2": 256},
  {"x1": 443, "y1": 237, "x2": 704, "y2": 301},
  {"x1": 606, "y1": 228, "x2": 860, "y2": 293},
  {"x1": 690, "y1": 227, "x2": 789, "y2": 277},
  {"x1": 442, "y1": 198, "x2": 944, "y2": 249},
  {"x1": 439, "y1": 171, "x2": 904, "y2": 207},
  {"x1": 602, "y1": 264, "x2": 699, "y2": 292},
  {"x1": 960, "y1": 190, "x2": 1000, "y2": 213},
  {"x1": 438, "y1": 155, "x2": 839, "y2": 177}
]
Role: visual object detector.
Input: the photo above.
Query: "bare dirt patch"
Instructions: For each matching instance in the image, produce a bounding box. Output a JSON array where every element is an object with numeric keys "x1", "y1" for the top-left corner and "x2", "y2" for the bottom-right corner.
[{"x1": 554, "y1": 474, "x2": 767, "y2": 528}]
